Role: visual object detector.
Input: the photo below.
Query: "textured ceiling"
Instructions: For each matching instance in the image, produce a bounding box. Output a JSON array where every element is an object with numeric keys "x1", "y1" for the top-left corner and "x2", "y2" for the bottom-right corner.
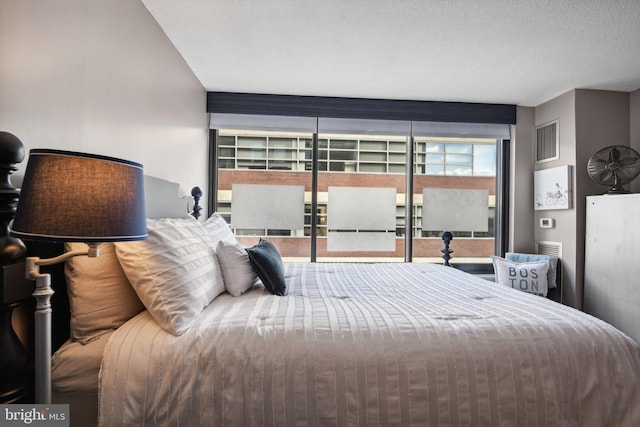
[{"x1": 142, "y1": 0, "x2": 640, "y2": 107}]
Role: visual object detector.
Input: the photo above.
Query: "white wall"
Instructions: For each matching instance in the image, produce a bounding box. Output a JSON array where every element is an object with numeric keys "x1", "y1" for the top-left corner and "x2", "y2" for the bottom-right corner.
[
  {"x1": 0, "y1": 0, "x2": 208, "y2": 211},
  {"x1": 631, "y1": 89, "x2": 640, "y2": 194}
]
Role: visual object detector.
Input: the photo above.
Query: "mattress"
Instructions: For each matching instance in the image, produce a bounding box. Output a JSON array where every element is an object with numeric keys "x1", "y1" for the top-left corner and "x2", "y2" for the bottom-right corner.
[{"x1": 98, "y1": 262, "x2": 640, "y2": 426}]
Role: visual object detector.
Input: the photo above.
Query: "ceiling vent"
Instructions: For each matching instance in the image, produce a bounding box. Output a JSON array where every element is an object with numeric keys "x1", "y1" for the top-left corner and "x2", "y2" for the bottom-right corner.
[{"x1": 535, "y1": 120, "x2": 559, "y2": 163}]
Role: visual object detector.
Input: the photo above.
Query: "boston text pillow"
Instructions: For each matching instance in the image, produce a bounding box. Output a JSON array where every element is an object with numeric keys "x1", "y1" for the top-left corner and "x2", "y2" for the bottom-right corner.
[{"x1": 492, "y1": 256, "x2": 549, "y2": 297}]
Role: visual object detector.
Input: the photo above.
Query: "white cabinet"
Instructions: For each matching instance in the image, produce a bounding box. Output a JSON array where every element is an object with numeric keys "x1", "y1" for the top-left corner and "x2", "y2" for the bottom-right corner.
[{"x1": 584, "y1": 194, "x2": 640, "y2": 344}]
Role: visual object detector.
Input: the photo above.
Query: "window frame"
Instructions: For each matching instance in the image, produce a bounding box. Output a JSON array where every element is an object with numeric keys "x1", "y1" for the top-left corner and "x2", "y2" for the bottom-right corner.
[{"x1": 207, "y1": 93, "x2": 514, "y2": 271}]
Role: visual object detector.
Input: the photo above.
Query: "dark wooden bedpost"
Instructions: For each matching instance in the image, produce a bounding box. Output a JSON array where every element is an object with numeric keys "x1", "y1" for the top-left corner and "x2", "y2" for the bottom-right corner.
[
  {"x1": 191, "y1": 186, "x2": 203, "y2": 220},
  {"x1": 441, "y1": 231, "x2": 453, "y2": 267},
  {"x1": 0, "y1": 131, "x2": 31, "y2": 403}
]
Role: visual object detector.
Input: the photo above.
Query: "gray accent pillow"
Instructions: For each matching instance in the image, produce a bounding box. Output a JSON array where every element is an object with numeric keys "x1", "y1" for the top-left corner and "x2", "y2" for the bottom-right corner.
[{"x1": 216, "y1": 240, "x2": 259, "y2": 297}]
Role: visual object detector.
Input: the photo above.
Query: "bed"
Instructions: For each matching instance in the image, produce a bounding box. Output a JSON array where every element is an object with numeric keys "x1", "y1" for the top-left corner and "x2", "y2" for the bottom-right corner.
[{"x1": 47, "y1": 182, "x2": 640, "y2": 426}]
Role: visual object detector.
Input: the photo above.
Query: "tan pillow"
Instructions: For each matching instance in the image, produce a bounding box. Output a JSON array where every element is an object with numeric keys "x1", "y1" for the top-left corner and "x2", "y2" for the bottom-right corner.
[
  {"x1": 65, "y1": 242, "x2": 144, "y2": 344},
  {"x1": 115, "y1": 217, "x2": 225, "y2": 335}
]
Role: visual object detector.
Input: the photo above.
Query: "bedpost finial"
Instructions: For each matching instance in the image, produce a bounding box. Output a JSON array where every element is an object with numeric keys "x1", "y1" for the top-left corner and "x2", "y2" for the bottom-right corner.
[
  {"x1": 441, "y1": 231, "x2": 453, "y2": 267},
  {"x1": 191, "y1": 186, "x2": 203, "y2": 219},
  {"x1": 0, "y1": 131, "x2": 27, "y2": 261}
]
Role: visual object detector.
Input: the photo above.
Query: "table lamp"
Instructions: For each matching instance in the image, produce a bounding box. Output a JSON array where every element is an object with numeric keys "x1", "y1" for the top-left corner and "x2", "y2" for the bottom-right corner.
[{"x1": 10, "y1": 149, "x2": 147, "y2": 404}]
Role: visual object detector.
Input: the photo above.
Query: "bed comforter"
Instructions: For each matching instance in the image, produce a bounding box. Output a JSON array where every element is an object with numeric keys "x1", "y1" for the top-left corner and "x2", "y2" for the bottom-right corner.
[{"x1": 99, "y1": 263, "x2": 640, "y2": 426}]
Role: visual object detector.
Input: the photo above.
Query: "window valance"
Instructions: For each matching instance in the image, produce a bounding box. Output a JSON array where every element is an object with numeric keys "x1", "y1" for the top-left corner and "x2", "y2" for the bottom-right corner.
[{"x1": 207, "y1": 92, "x2": 516, "y2": 125}]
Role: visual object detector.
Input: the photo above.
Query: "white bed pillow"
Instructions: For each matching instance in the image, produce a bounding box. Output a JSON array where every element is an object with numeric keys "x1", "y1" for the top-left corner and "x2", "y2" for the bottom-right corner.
[
  {"x1": 203, "y1": 213, "x2": 237, "y2": 246},
  {"x1": 65, "y1": 242, "x2": 144, "y2": 344},
  {"x1": 115, "y1": 217, "x2": 224, "y2": 335},
  {"x1": 492, "y1": 256, "x2": 549, "y2": 297},
  {"x1": 216, "y1": 240, "x2": 259, "y2": 297}
]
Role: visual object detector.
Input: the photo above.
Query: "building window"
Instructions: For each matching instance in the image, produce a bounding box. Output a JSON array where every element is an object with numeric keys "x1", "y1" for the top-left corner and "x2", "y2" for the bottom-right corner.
[
  {"x1": 415, "y1": 138, "x2": 496, "y2": 176},
  {"x1": 217, "y1": 132, "x2": 312, "y2": 171}
]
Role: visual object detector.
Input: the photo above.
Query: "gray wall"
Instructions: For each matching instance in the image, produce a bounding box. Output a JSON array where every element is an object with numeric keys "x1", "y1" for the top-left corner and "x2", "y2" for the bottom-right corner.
[
  {"x1": 509, "y1": 106, "x2": 536, "y2": 252},
  {"x1": 534, "y1": 90, "x2": 578, "y2": 307},
  {"x1": 574, "y1": 90, "x2": 630, "y2": 309},
  {"x1": 533, "y1": 89, "x2": 631, "y2": 309},
  {"x1": 0, "y1": 0, "x2": 208, "y2": 209}
]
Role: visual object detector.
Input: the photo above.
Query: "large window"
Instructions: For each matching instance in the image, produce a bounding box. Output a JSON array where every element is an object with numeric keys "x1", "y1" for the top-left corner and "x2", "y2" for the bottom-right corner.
[
  {"x1": 316, "y1": 119, "x2": 408, "y2": 262},
  {"x1": 215, "y1": 130, "x2": 313, "y2": 261},
  {"x1": 213, "y1": 117, "x2": 508, "y2": 266},
  {"x1": 412, "y1": 136, "x2": 497, "y2": 263}
]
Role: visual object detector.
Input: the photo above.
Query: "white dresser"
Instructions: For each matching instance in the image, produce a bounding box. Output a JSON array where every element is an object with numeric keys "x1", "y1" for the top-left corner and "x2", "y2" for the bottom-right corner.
[{"x1": 584, "y1": 194, "x2": 640, "y2": 345}]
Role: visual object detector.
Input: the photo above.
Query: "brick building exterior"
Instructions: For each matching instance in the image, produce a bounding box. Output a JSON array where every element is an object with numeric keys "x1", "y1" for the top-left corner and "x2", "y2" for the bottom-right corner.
[{"x1": 217, "y1": 169, "x2": 495, "y2": 261}]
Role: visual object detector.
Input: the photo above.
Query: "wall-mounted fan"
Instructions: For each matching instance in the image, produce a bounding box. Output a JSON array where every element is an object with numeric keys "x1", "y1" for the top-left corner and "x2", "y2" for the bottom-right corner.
[{"x1": 587, "y1": 145, "x2": 640, "y2": 194}]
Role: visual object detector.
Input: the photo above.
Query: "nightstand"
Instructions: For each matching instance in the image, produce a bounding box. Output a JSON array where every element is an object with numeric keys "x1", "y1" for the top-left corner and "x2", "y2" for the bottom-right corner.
[{"x1": 0, "y1": 261, "x2": 33, "y2": 403}]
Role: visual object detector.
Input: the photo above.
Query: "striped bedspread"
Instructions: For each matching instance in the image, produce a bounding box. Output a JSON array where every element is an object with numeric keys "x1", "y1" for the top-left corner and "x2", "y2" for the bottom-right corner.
[{"x1": 99, "y1": 263, "x2": 640, "y2": 426}]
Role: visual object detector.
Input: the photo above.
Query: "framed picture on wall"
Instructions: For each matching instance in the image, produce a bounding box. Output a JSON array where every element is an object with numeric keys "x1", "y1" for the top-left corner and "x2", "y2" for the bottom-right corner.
[{"x1": 534, "y1": 165, "x2": 572, "y2": 210}]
